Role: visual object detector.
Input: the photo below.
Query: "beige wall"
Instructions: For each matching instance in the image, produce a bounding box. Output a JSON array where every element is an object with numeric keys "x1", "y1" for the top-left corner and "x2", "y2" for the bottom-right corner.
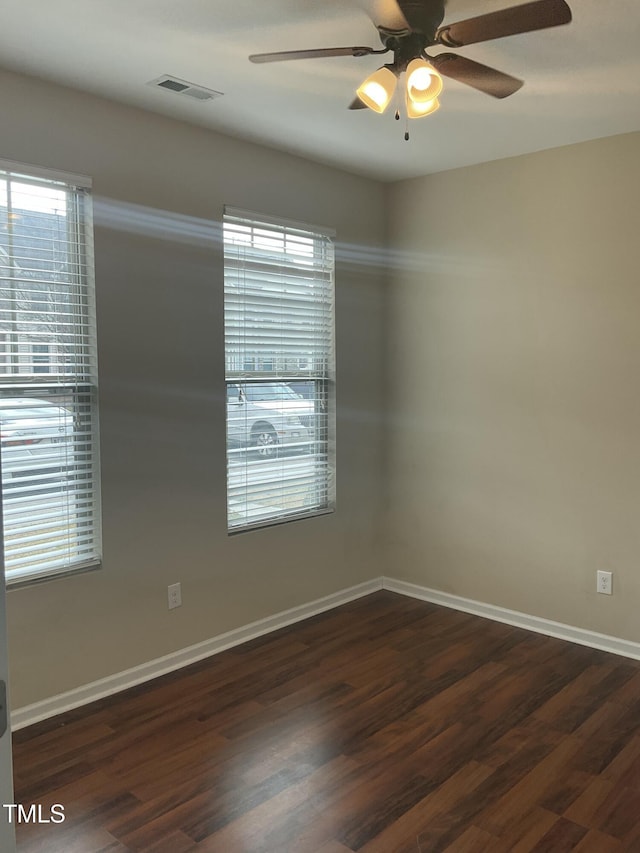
[
  {"x1": 386, "y1": 132, "x2": 640, "y2": 642},
  {"x1": 0, "y1": 69, "x2": 388, "y2": 708},
  {"x1": 5, "y1": 63, "x2": 640, "y2": 711}
]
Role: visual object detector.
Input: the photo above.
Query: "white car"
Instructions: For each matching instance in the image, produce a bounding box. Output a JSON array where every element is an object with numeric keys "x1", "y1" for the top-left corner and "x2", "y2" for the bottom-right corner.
[
  {"x1": 226, "y1": 382, "x2": 314, "y2": 458},
  {"x1": 0, "y1": 397, "x2": 74, "y2": 497}
]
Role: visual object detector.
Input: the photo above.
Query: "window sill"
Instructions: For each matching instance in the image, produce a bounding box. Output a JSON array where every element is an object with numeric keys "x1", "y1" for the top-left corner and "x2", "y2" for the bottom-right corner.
[{"x1": 6, "y1": 559, "x2": 102, "y2": 590}]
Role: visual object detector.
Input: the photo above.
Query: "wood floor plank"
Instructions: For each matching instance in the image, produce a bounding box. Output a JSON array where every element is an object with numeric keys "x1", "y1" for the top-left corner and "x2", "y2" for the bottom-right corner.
[
  {"x1": 187, "y1": 754, "x2": 360, "y2": 852},
  {"x1": 16, "y1": 825, "x2": 128, "y2": 853},
  {"x1": 537, "y1": 768, "x2": 594, "y2": 815},
  {"x1": 489, "y1": 806, "x2": 559, "y2": 853},
  {"x1": 476, "y1": 735, "x2": 584, "y2": 836},
  {"x1": 358, "y1": 761, "x2": 495, "y2": 853},
  {"x1": 311, "y1": 842, "x2": 354, "y2": 853},
  {"x1": 528, "y1": 816, "x2": 588, "y2": 850},
  {"x1": 572, "y1": 828, "x2": 622, "y2": 852},
  {"x1": 12, "y1": 590, "x2": 640, "y2": 852},
  {"x1": 440, "y1": 824, "x2": 496, "y2": 852},
  {"x1": 140, "y1": 829, "x2": 197, "y2": 853},
  {"x1": 564, "y1": 776, "x2": 616, "y2": 827},
  {"x1": 600, "y1": 734, "x2": 640, "y2": 789},
  {"x1": 532, "y1": 663, "x2": 631, "y2": 733}
]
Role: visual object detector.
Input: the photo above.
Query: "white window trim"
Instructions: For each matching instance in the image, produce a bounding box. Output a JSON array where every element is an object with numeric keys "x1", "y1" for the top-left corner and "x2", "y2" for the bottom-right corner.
[
  {"x1": 1, "y1": 160, "x2": 101, "y2": 586},
  {"x1": 224, "y1": 206, "x2": 335, "y2": 240},
  {"x1": 0, "y1": 159, "x2": 91, "y2": 190},
  {"x1": 224, "y1": 207, "x2": 336, "y2": 533}
]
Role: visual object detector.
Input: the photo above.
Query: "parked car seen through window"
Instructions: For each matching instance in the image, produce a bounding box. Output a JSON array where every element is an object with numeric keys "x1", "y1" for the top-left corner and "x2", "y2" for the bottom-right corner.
[{"x1": 226, "y1": 381, "x2": 316, "y2": 459}]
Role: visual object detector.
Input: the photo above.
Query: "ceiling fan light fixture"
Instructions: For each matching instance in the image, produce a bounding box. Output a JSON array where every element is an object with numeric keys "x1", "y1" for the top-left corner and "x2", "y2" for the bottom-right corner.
[
  {"x1": 406, "y1": 58, "x2": 443, "y2": 103},
  {"x1": 406, "y1": 94, "x2": 440, "y2": 118},
  {"x1": 356, "y1": 66, "x2": 397, "y2": 113}
]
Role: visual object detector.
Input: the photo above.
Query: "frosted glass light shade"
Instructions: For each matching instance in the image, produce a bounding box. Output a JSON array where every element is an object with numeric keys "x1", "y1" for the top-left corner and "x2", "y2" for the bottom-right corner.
[
  {"x1": 406, "y1": 95, "x2": 440, "y2": 118},
  {"x1": 356, "y1": 66, "x2": 397, "y2": 114},
  {"x1": 406, "y1": 59, "x2": 443, "y2": 104}
]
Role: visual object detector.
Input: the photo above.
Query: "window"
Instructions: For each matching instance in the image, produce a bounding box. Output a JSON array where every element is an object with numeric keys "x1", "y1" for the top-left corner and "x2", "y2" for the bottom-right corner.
[
  {"x1": 32, "y1": 344, "x2": 50, "y2": 374},
  {"x1": 0, "y1": 161, "x2": 101, "y2": 585},
  {"x1": 224, "y1": 208, "x2": 335, "y2": 531}
]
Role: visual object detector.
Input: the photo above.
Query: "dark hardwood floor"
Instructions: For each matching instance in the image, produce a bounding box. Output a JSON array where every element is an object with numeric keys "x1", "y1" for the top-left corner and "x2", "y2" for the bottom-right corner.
[{"x1": 12, "y1": 590, "x2": 640, "y2": 852}]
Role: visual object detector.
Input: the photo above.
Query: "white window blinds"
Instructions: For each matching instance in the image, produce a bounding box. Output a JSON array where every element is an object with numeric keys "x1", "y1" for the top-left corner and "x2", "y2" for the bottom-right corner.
[
  {"x1": 0, "y1": 163, "x2": 101, "y2": 585},
  {"x1": 224, "y1": 208, "x2": 335, "y2": 531}
]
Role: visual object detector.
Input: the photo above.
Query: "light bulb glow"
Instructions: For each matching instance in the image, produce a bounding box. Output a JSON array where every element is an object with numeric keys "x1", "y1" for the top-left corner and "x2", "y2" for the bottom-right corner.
[
  {"x1": 356, "y1": 66, "x2": 397, "y2": 114},
  {"x1": 361, "y1": 81, "x2": 387, "y2": 108},
  {"x1": 406, "y1": 96, "x2": 440, "y2": 118},
  {"x1": 410, "y1": 68, "x2": 433, "y2": 90},
  {"x1": 406, "y1": 59, "x2": 443, "y2": 104}
]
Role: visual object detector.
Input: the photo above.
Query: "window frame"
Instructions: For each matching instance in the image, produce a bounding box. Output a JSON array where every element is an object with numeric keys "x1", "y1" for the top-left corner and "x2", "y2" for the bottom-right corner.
[
  {"x1": 223, "y1": 207, "x2": 336, "y2": 534},
  {"x1": 0, "y1": 159, "x2": 102, "y2": 587}
]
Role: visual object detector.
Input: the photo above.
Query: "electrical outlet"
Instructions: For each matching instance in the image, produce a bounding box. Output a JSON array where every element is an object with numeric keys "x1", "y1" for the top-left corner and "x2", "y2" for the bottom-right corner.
[
  {"x1": 168, "y1": 582, "x2": 182, "y2": 610},
  {"x1": 597, "y1": 571, "x2": 612, "y2": 595}
]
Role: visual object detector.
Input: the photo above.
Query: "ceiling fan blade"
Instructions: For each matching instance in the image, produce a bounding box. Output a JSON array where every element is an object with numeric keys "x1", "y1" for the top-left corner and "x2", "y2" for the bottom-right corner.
[
  {"x1": 395, "y1": 0, "x2": 446, "y2": 35},
  {"x1": 430, "y1": 53, "x2": 523, "y2": 98},
  {"x1": 249, "y1": 46, "x2": 381, "y2": 63},
  {"x1": 348, "y1": 97, "x2": 368, "y2": 110},
  {"x1": 436, "y1": 0, "x2": 572, "y2": 48}
]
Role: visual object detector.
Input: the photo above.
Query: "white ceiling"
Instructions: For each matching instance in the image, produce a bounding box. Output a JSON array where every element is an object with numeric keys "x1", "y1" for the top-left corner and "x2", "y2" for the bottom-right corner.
[{"x1": 1, "y1": 0, "x2": 639, "y2": 181}]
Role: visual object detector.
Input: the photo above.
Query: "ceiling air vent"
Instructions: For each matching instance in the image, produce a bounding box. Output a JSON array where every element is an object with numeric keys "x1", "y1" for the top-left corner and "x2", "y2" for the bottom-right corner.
[{"x1": 147, "y1": 75, "x2": 223, "y2": 102}]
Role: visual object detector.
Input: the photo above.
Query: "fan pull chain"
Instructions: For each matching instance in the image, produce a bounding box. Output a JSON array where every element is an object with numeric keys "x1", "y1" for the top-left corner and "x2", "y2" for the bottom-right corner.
[
  {"x1": 397, "y1": 72, "x2": 409, "y2": 140},
  {"x1": 393, "y1": 73, "x2": 408, "y2": 141},
  {"x1": 404, "y1": 100, "x2": 410, "y2": 141},
  {"x1": 394, "y1": 72, "x2": 402, "y2": 121}
]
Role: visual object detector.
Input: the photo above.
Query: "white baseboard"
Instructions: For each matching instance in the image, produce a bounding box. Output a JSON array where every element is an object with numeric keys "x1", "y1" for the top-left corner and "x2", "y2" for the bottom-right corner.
[
  {"x1": 14, "y1": 574, "x2": 640, "y2": 731},
  {"x1": 383, "y1": 576, "x2": 640, "y2": 662},
  {"x1": 11, "y1": 577, "x2": 383, "y2": 731}
]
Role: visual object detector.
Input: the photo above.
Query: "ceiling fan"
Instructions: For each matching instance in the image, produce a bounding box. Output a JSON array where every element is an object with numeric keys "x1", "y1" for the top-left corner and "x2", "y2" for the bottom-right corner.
[{"x1": 249, "y1": 0, "x2": 572, "y2": 138}]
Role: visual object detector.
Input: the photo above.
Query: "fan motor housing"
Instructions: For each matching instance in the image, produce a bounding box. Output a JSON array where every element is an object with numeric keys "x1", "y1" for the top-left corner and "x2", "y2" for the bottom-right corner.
[
  {"x1": 387, "y1": 0, "x2": 446, "y2": 42},
  {"x1": 379, "y1": 32, "x2": 429, "y2": 69}
]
